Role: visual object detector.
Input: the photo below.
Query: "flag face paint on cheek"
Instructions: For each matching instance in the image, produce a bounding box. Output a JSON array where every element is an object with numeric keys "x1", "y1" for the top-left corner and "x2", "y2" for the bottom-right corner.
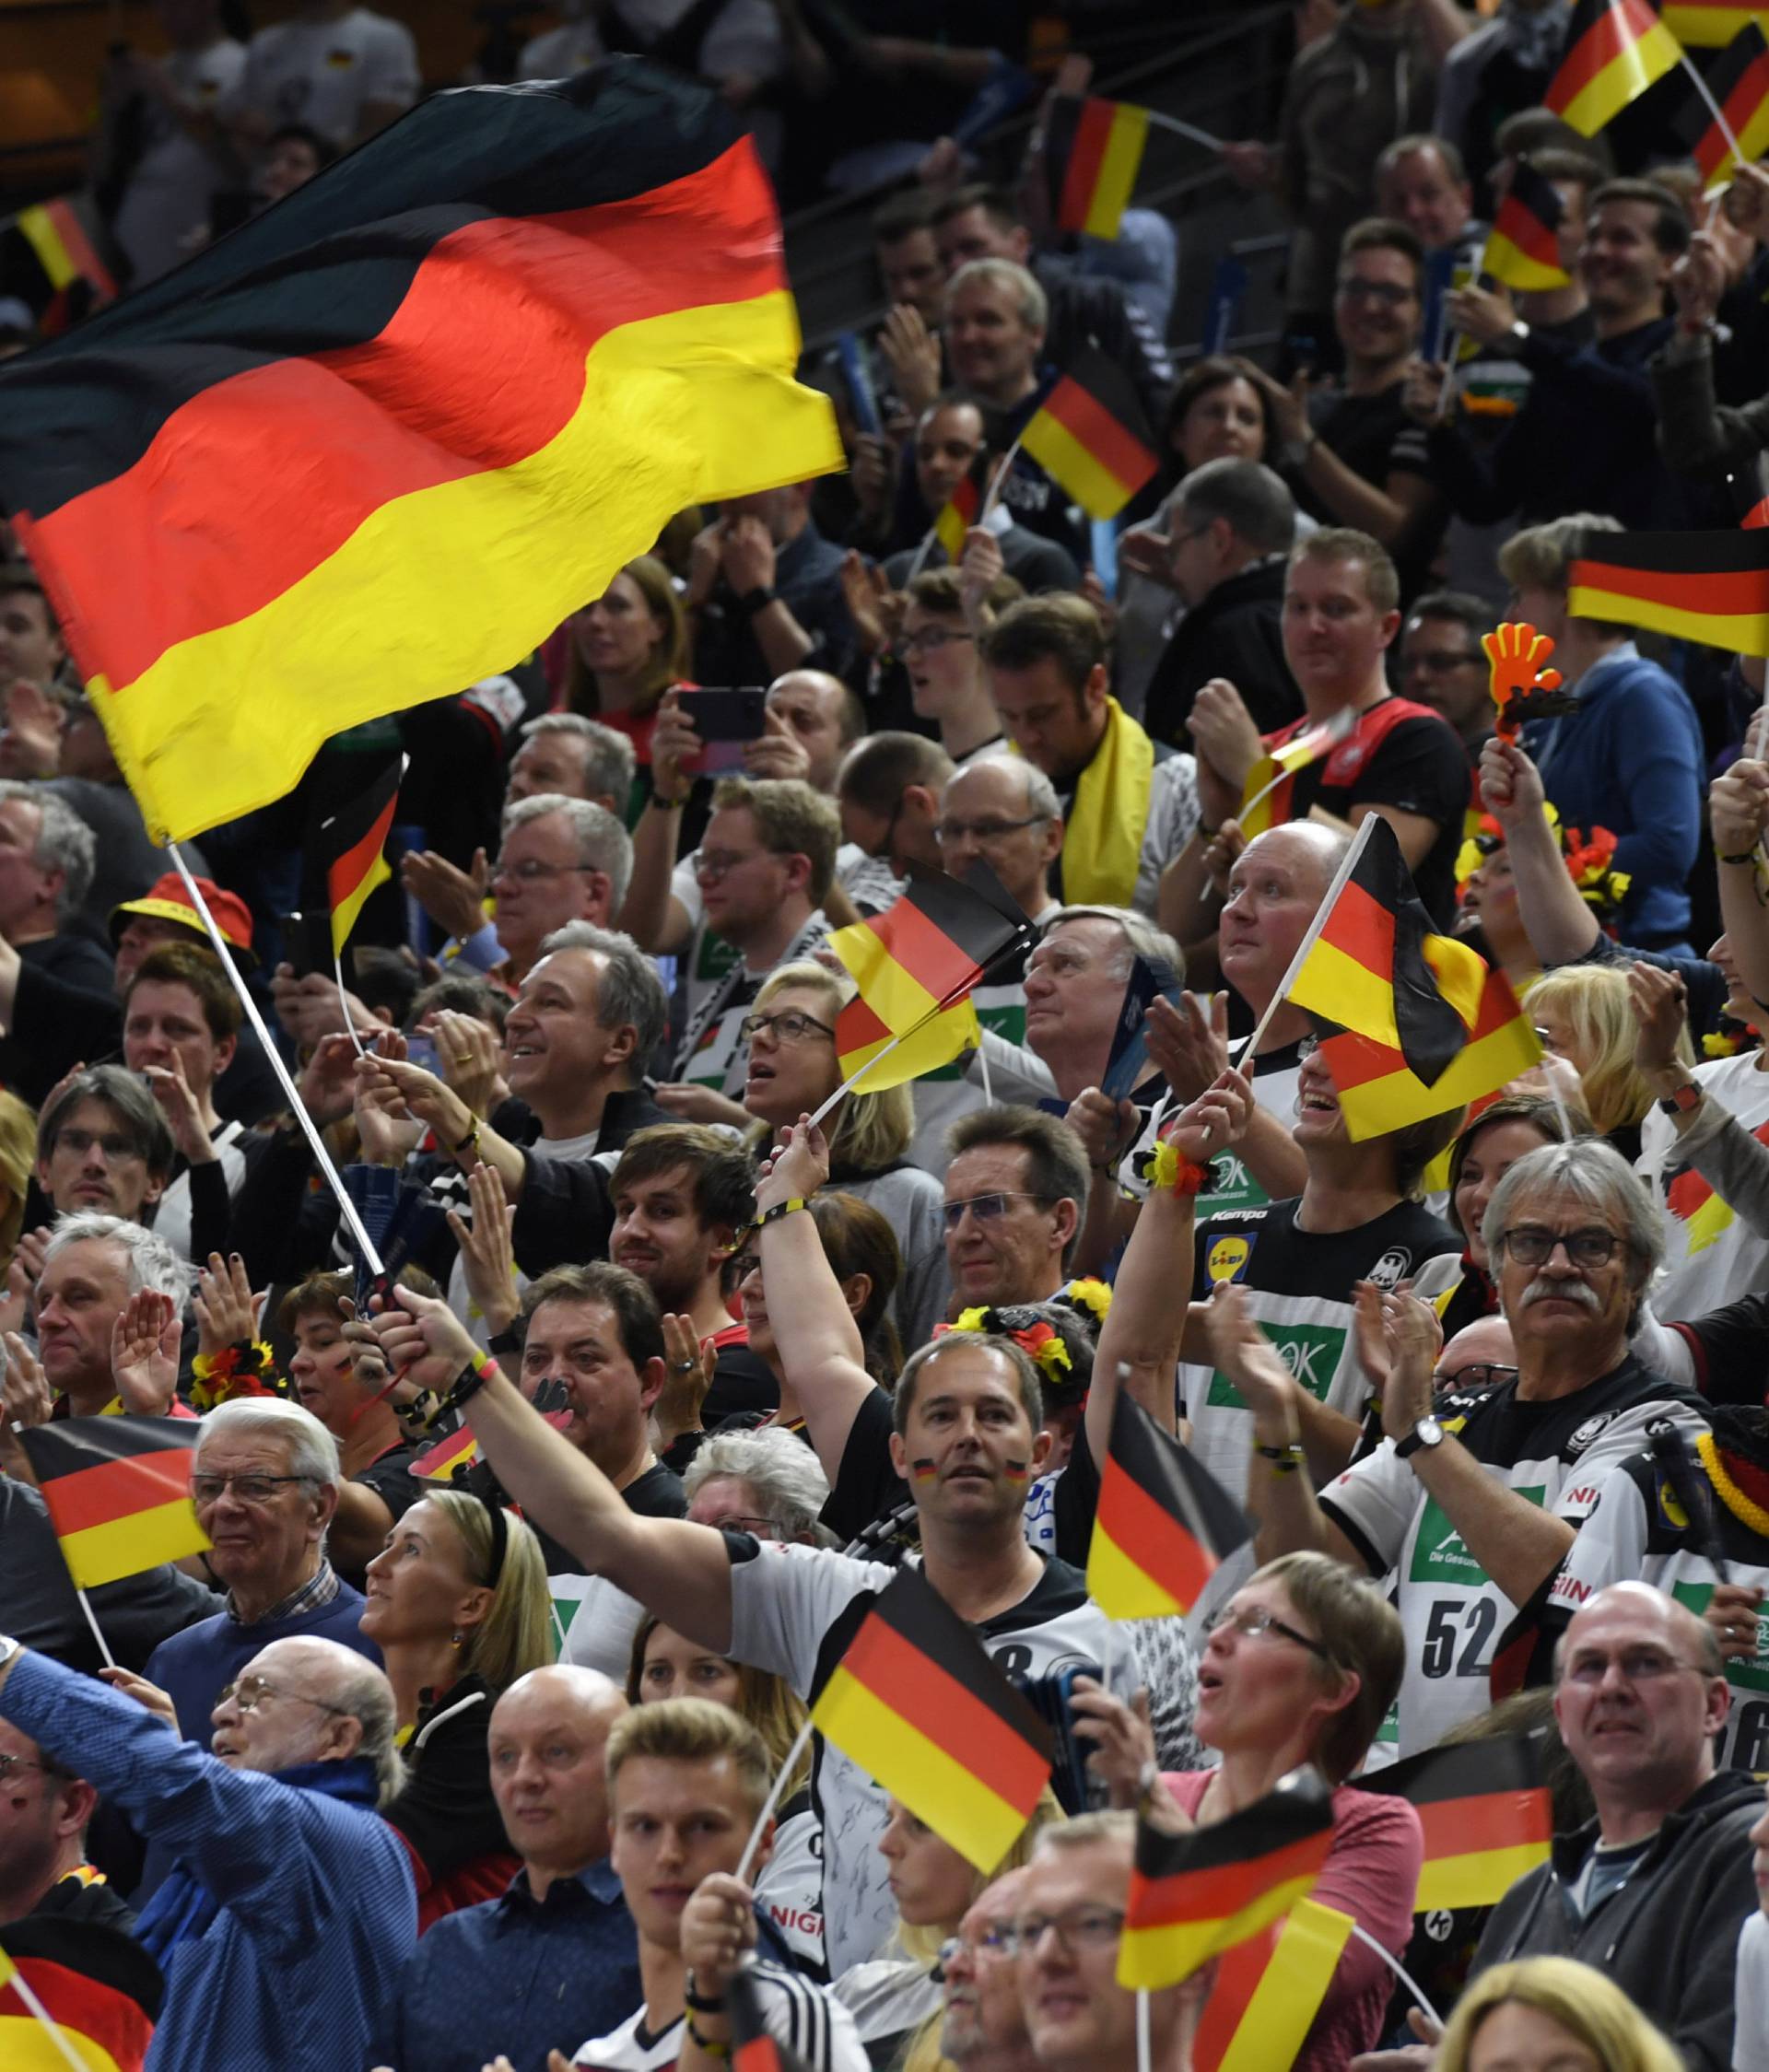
[
  {"x1": 912, "y1": 1457, "x2": 938, "y2": 1482},
  {"x1": 1004, "y1": 1459, "x2": 1029, "y2": 1482}
]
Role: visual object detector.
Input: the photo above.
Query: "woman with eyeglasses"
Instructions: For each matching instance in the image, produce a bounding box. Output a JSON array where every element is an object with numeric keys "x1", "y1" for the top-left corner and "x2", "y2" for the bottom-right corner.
[
  {"x1": 739, "y1": 962, "x2": 947, "y2": 1352},
  {"x1": 357, "y1": 1488, "x2": 555, "y2": 1929},
  {"x1": 1073, "y1": 1552, "x2": 1420, "y2": 2072},
  {"x1": 1525, "y1": 964, "x2": 1686, "y2": 1163}
]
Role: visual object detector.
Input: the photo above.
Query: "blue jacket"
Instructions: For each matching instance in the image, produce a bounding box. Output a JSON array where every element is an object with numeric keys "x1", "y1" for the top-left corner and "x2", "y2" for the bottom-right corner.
[
  {"x1": 145, "y1": 1578, "x2": 378, "y2": 1748},
  {"x1": 1529, "y1": 646, "x2": 1704, "y2": 944},
  {"x1": 0, "y1": 1650, "x2": 416, "y2": 2072}
]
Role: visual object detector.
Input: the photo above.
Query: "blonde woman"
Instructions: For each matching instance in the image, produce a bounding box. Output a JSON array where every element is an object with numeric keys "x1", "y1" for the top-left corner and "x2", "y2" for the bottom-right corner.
[
  {"x1": 1435, "y1": 1957, "x2": 1684, "y2": 2072},
  {"x1": 1525, "y1": 964, "x2": 1689, "y2": 1159},
  {"x1": 359, "y1": 1488, "x2": 554, "y2": 1927},
  {"x1": 742, "y1": 960, "x2": 946, "y2": 1349}
]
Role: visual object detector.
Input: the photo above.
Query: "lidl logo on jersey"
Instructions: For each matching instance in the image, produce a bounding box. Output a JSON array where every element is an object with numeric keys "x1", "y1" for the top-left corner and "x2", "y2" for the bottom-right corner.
[
  {"x1": 1205, "y1": 1233, "x2": 1254, "y2": 1284},
  {"x1": 1410, "y1": 1488, "x2": 1544, "y2": 1586},
  {"x1": 1208, "y1": 1319, "x2": 1347, "y2": 1408},
  {"x1": 1672, "y1": 1581, "x2": 1769, "y2": 1693}
]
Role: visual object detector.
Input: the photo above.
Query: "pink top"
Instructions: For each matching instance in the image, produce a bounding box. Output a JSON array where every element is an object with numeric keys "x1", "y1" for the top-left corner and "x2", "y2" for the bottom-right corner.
[{"x1": 1163, "y1": 1772, "x2": 1423, "y2": 2072}]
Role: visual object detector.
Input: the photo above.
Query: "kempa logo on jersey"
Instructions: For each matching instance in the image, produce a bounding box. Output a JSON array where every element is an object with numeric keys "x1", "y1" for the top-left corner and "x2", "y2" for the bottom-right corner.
[
  {"x1": 1208, "y1": 1319, "x2": 1348, "y2": 1409},
  {"x1": 1411, "y1": 1488, "x2": 1545, "y2": 1586}
]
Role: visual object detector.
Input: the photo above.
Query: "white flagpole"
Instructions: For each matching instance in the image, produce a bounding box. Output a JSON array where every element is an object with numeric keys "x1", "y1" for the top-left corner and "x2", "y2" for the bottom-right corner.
[
  {"x1": 1143, "y1": 109, "x2": 1224, "y2": 152},
  {"x1": 75, "y1": 1588, "x2": 116, "y2": 1670},
  {"x1": 1237, "y1": 709, "x2": 1356, "y2": 825},
  {"x1": 167, "y1": 844, "x2": 386, "y2": 1279},
  {"x1": 1239, "y1": 815, "x2": 1378, "y2": 1060},
  {"x1": 735, "y1": 1715, "x2": 815, "y2": 1883},
  {"x1": 1347, "y1": 1921, "x2": 1444, "y2": 2031},
  {"x1": 1, "y1": 1959, "x2": 91, "y2": 2072},
  {"x1": 334, "y1": 948, "x2": 369, "y2": 1059}
]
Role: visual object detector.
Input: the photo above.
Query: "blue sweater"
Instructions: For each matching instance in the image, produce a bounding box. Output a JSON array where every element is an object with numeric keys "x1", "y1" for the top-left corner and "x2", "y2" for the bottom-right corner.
[
  {"x1": 1529, "y1": 647, "x2": 1704, "y2": 945},
  {"x1": 0, "y1": 1650, "x2": 416, "y2": 2072}
]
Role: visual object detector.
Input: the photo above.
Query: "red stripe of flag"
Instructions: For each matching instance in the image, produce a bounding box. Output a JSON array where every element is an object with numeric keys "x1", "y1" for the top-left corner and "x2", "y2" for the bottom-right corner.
[
  {"x1": 1572, "y1": 557, "x2": 1769, "y2": 615},
  {"x1": 1041, "y1": 376, "x2": 1157, "y2": 497},
  {"x1": 1413, "y1": 1791, "x2": 1554, "y2": 1858},
  {"x1": 1058, "y1": 99, "x2": 1118, "y2": 230},
  {"x1": 43, "y1": 198, "x2": 117, "y2": 299},
  {"x1": 1318, "y1": 874, "x2": 1398, "y2": 975},
  {"x1": 867, "y1": 891, "x2": 987, "y2": 1006},
  {"x1": 328, "y1": 785, "x2": 399, "y2": 913},
  {"x1": 38, "y1": 1447, "x2": 194, "y2": 1536},
  {"x1": 1096, "y1": 1457, "x2": 1215, "y2": 1606},
  {"x1": 1549, "y1": 0, "x2": 1664, "y2": 110},
  {"x1": 1130, "y1": 1830, "x2": 1331, "y2": 1926}
]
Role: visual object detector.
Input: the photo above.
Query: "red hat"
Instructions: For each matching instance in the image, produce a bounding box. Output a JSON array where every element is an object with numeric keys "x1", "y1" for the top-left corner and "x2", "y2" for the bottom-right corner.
[{"x1": 110, "y1": 872, "x2": 258, "y2": 970}]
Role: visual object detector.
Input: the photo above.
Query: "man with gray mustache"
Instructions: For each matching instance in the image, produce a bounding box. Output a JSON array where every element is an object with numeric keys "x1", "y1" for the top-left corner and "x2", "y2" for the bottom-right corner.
[{"x1": 1224, "y1": 1139, "x2": 1707, "y2": 1760}]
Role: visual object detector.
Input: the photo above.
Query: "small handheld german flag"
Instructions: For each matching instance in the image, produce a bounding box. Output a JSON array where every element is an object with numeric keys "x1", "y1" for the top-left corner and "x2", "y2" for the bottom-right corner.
[
  {"x1": 305, "y1": 755, "x2": 403, "y2": 961},
  {"x1": 1118, "y1": 1767, "x2": 1336, "y2": 1989},
  {"x1": 1567, "y1": 526, "x2": 1769, "y2": 656},
  {"x1": 1545, "y1": 0, "x2": 1682, "y2": 135},
  {"x1": 18, "y1": 1416, "x2": 208, "y2": 1590},
  {"x1": 1316, "y1": 969, "x2": 1541, "y2": 1141},
  {"x1": 1237, "y1": 708, "x2": 1355, "y2": 840},
  {"x1": 728, "y1": 1962, "x2": 810, "y2": 2072},
  {"x1": 1480, "y1": 162, "x2": 1570, "y2": 290},
  {"x1": 1189, "y1": 1897, "x2": 1354, "y2": 2071},
  {"x1": 1047, "y1": 95, "x2": 1151, "y2": 242},
  {"x1": 1, "y1": 1914, "x2": 162, "y2": 2072},
  {"x1": 827, "y1": 861, "x2": 1032, "y2": 1095},
  {"x1": 1672, "y1": 19, "x2": 1769, "y2": 183},
  {"x1": 1357, "y1": 1735, "x2": 1552, "y2": 1910},
  {"x1": 933, "y1": 454, "x2": 986, "y2": 564},
  {"x1": 1666, "y1": 0, "x2": 1767, "y2": 44},
  {"x1": 809, "y1": 1566, "x2": 1055, "y2": 1874},
  {"x1": 1087, "y1": 1392, "x2": 1251, "y2": 1619},
  {"x1": 1019, "y1": 347, "x2": 1158, "y2": 521}
]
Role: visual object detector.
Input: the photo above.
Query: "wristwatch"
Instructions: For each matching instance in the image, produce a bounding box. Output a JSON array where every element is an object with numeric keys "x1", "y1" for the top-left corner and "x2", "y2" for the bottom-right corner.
[
  {"x1": 1657, "y1": 1082, "x2": 1702, "y2": 1118},
  {"x1": 1395, "y1": 1415, "x2": 1444, "y2": 1462}
]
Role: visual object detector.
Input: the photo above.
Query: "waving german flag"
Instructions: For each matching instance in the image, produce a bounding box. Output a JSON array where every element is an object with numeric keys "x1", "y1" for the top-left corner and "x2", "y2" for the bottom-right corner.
[
  {"x1": 17, "y1": 1417, "x2": 207, "y2": 1591},
  {"x1": 1119, "y1": 1770, "x2": 1336, "y2": 1989},
  {"x1": 1191, "y1": 1899, "x2": 1353, "y2": 2072},
  {"x1": 307, "y1": 756, "x2": 402, "y2": 960},
  {"x1": 1674, "y1": 21, "x2": 1769, "y2": 183},
  {"x1": 1088, "y1": 1393, "x2": 1251, "y2": 1619},
  {"x1": 1546, "y1": 0, "x2": 1682, "y2": 135},
  {"x1": 1048, "y1": 96, "x2": 1150, "y2": 242},
  {"x1": 811, "y1": 1567, "x2": 1054, "y2": 1873},
  {"x1": 1481, "y1": 162, "x2": 1570, "y2": 290},
  {"x1": 1358, "y1": 1736, "x2": 1552, "y2": 1910},
  {"x1": 0, "y1": 61, "x2": 840, "y2": 846},
  {"x1": 1318, "y1": 965, "x2": 1541, "y2": 1140},
  {"x1": 1665, "y1": 0, "x2": 1767, "y2": 43},
  {"x1": 933, "y1": 457, "x2": 986, "y2": 563},
  {"x1": 1, "y1": 1913, "x2": 162, "y2": 2072},
  {"x1": 1021, "y1": 348, "x2": 1158, "y2": 520},
  {"x1": 1568, "y1": 527, "x2": 1769, "y2": 655}
]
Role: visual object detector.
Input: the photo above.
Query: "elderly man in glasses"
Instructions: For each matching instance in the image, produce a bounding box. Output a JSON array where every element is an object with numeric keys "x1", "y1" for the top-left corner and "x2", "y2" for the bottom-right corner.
[
  {"x1": 1216, "y1": 1139, "x2": 1708, "y2": 1763},
  {"x1": 141, "y1": 1398, "x2": 380, "y2": 1751},
  {"x1": 0, "y1": 1629, "x2": 415, "y2": 2071}
]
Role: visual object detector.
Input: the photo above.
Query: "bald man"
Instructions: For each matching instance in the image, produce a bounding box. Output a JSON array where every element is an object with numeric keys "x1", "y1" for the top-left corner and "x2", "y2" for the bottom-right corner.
[
  {"x1": 1466, "y1": 1584, "x2": 1761, "y2": 2072},
  {"x1": 1432, "y1": 1315, "x2": 1515, "y2": 1401},
  {"x1": 392, "y1": 1666, "x2": 638, "y2": 2072}
]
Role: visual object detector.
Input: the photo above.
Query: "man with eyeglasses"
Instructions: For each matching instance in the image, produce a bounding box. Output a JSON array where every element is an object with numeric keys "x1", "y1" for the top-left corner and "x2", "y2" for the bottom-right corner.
[
  {"x1": 1432, "y1": 1315, "x2": 1517, "y2": 1404},
  {"x1": 0, "y1": 1629, "x2": 415, "y2": 2071},
  {"x1": 1463, "y1": 1583, "x2": 1759, "y2": 2072},
  {"x1": 141, "y1": 1398, "x2": 380, "y2": 1754},
  {"x1": 33, "y1": 1062, "x2": 174, "y2": 1228},
  {"x1": 1397, "y1": 591, "x2": 1497, "y2": 760},
  {"x1": 892, "y1": 566, "x2": 1015, "y2": 771},
  {"x1": 835, "y1": 732, "x2": 951, "y2": 891},
  {"x1": 1012, "y1": 1814, "x2": 1209, "y2": 2072},
  {"x1": 938, "y1": 1867, "x2": 1039, "y2": 2072},
  {"x1": 1224, "y1": 1139, "x2": 1707, "y2": 1762}
]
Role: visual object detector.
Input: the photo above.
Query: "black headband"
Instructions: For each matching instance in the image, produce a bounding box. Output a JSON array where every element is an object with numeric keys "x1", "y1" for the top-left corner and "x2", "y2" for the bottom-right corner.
[{"x1": 479, "y1": 1493, "x2": 509, "y2": 1587}]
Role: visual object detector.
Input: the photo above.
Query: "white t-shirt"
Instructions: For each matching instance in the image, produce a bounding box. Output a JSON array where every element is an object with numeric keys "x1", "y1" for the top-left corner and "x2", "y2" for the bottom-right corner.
[
  {"x1": 152, "y1": 1118, "x2": 249, "y2": 1262},
  {"x1": 555, "y1": 1572, "x2": 649, "y2": 1680},
  {"x1": 576, "y1": 1958, "x2": 867, "y2": 2070},
  {"x1": 113, "y1": 38, "x2": 247, "y2": 284},
  {"x1": 1320, "y1": 1360, "x2": 1707, "y2": 1761},
  {"x1": 753, "y1": 1790, "x2": 826, "y2": 1976},
  {"x1": 1639, "y1": 1049, "x2": 1769, "y2": 1319},
  {"x1": 228, "y1": 6, "x2": 419, "y2": 146},
  {"x1": 725, "y1": 1538, "x2": 1142, "y2": 1976}
]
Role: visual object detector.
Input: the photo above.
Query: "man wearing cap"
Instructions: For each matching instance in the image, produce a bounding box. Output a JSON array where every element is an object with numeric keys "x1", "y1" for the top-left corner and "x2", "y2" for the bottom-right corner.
[{"x1": 0, "y1": 870, "x2": 281, "y2": 1125}]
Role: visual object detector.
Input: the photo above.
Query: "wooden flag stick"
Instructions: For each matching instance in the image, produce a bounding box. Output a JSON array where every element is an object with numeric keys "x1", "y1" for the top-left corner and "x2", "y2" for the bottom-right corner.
[{"x1": 168, "y1": 844, "x2": 386, "y2": 1279}]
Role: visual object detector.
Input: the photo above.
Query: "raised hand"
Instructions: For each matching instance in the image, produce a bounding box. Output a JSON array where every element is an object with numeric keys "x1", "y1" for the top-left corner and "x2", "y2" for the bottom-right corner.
[
  {"x1": 0, "y1": 1224, "x2": 49, "y2": 1340},
  {"x1": 1627, "y1": 961, "x2": 1692, "y2": 1082},
  {"x1": 1065, "y1": 1087, "x2": 1139, "y2": 1175},
  {"x1": 370, "y1": 1282, "x2": 481, "y2": 1394},
  {"x1": 650, "y1": 689, "x2": 703, "y2": 804},
  {"x1": 98, "y1": 1666, "x2": 180, "y2": 1727},
  {"x1": 142, "y1": 1050, "x2": 216, "y2": 1165},
  {"x1": 399, "y1": 847, "x2": 490, "y2": 942},
  {"x1": 431, "y1": 1008, "x2": 505, "y2": 1119},
  {"x1": 743, "y1": 701, "x2": 813, "y2": 784},
  {"x1": 1201, "y1": 1281, "x2": 1295, "y2": 1434},
  {"x1": 756, "y1": 1114, "x2": 831, "y2": 1211},
  {"x1": 878, "y1": 303, "x2": 941, "y2": 415},
  {"x1": 838, "y1": 551, "x2": 893, "y2": 659},
  {"x1": 655, "y1": 1313, "x2": 715, "y2": 1447},
  {"x1": 1163, "y1": 1068, "x2": 1253, "y2": 1164},
  {"x1": 1375, "y1": 1286, "x2": 1442, "y2": 1443},
  {"x1": 193, "y1": 1251, "x2": 256, "y2": 1358},
  {"x1": 446, "y1": 1160, "x2": 521, "y2": 1339},
  {"x1": 1144, "y1": 990, "x2": 1230, "y2": 1103},
  {"x1": 1478, "y1": 734, "x2": 1547, "y2": 831},
  {"x1": 111, "y1": 1289, "x2": 182, "y2": 1415},
  {"x1": 298, "y1": 1031, "x2": 366, "y2": 1127}
]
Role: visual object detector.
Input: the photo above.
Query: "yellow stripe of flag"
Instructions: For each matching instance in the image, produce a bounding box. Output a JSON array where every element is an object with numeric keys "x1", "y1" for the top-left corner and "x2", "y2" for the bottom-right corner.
[
  {"x1": 1118, "y1": 1867, "x2": 1322, "y2": 1990},
  {"x1": 1557, "y1": 14, "x2": 1681, "y2": 134},
  {"x1": 840, "y1": 999, "x2": 979, "y2": 1092},
  {"x1": 1213, "y1": 1901, "x2": 1354, "y2": 2072},
  {"x1": 813, "y1": 1662, "x2": 1029, "y2": 1873},
  {"x1": 1335, "y1": 1012, "x2": 1541, "y2": 1141},
  {"x1": 16, "y1": 206, "x2": 77, "y2": 290},
  {"x1": 1086, "y1": 1522, "x2": 1185, "y2": 1621},
  {"x1": 1567, "y1": 580, "x2": 1769, "y2": 657},
  {"x1": 1289, "y1": 937, "x2": 1413, "y2": 1050},
  {"x1": 1082, "y1": 104, "x2": 1150, "y2": 240},
  {"x1": 57, "y1": 1493, "x2": 209, "y2": 1589},
  {"x1": 1415, "y1": 1842, "x2": 1558, "y2": 1914}
]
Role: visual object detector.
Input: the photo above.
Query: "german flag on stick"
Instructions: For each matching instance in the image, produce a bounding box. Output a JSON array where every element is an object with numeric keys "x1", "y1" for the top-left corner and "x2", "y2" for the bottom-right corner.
[
  {"x1": 1118, "y1": 1769, "x2": 1336, "y2": 1989},
  {"x1": 1018, "y1": 347, "x2": 1158, "y2": 520},
  {"x1": 729, "y1": 1963, "x2": 810, "y2": 2072},
  {"x1": 810, "y1": 1567, "x2": 1055, "y2": 1873},
  {"x1": 1674, "y1": 21, "x2": 1769, "y2": 182},
  {"x1": 1088, "y1": 1391, "x2": 1251, "y2": 1619},
  {"x1": 17, "y1": 1417, "x2": 207, "y2": 1592},
  {"x1": 1282, "y1": 816, "x2": 1488, "y2": 1089},
  {"x1": 1567, "y1": 527, "x2": 1769, "y2": 655},
  {"x1": 0, "y1": 61, "x2": 841, "y2": 847},
  {"x1": 1191, "y1": 1898, "x2": 1353, "y2": 2072},
  {"x1": 0, "y1": 1914, "x2": 162, "y2": 2072},
  {"x1": 1317, "y1": 966, "x2": 1541, "y2": 1141},
  {"x1": 933, "y1": 462, "x2": 985, "y2": 564},
  {"x1": 1357, "y1": 1736, "x2": 1552, "y2": 1911},
  {"x1": 1545, "y1": 0, "x2": 1683, "y2": 135},
  {"x1": 1049, "y1": 96, "x2": 1151, "y2": 242},
  {"x1": 1481, "y1": 162, "x2": 1570, "y2": 290},
  {"x1": 1237, "y1": 708, "x2": 1356, "y2": 840},
  {"x1": 307, "y1": 755, "x2": 402, "y2": 961}
]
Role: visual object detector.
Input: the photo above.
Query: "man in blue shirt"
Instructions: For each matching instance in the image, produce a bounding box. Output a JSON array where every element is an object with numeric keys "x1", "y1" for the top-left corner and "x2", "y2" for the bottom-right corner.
[
  {"x1": 390, "y1": 1664, "x2": 639, "y2": 2072},
  {"x1": 0, "y1": 1631, "x2": 415, "y2": 2071}
]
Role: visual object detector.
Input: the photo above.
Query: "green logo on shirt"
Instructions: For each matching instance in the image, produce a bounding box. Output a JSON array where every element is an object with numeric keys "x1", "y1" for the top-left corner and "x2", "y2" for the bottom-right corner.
[
  {"x1": 1410, "y1": 1487, "x2": 1544, "y2": 1586},
  {"x1": 1671, "y1": 1581, "x2": 1769, "y2": 1692},
  {"x1": 1207, "y1": 1320, "x2": 1348, "y2": 1409}
]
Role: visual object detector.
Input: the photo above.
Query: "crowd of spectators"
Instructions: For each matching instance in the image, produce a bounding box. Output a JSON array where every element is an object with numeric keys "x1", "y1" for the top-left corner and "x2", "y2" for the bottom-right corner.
[{"x1": 6, "y1": 2, "x2": 1769, "y2": 2068}]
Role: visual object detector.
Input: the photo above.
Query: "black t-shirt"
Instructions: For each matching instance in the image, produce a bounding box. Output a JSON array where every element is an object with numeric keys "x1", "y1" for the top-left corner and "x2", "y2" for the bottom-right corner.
[
  {"x1": 825, "y1": 1387, "x2": 905, "y2": 1546},
  {"x1": 623, "y1": 1459, "x2": 688, "y2": 1518},
  {"x1": 1296, "y1": 384, "x2": 1412, "y2": 525},
  {"x1": 334, "y1": 1442, "x2": 425, "y2": 1591},
  {"x1": 383, "y1": 1673, "x2": 510, "y2": 1882}
]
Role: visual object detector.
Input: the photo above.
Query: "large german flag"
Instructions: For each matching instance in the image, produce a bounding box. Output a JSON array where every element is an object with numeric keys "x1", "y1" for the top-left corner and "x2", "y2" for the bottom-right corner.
[
  {"x1": 0, "y1": 61, "x2": 841, "y2": 846},
  {"x1": 1664, "y1": 0, "x2": 1769, "y2": 45},
  {"x1": 1545, "y1": 0, "x2": 1683, "y2": 134},
  {"x1": 1567, "y1": 527, "x2": 1769, "y2": 655},
  {"x1": 828, "y1": 862, "x2": 1029, "y2": 1093},
  {"x1": 17, "y1": 1418, "x2": 207, "y2": 1589},
  {"x1": 307, "y1": 755, "x2": 402, "y2": 959},
  {"x1": 1020, "y1": 348, "x2": 1158, "y2": 520},
  {"x1": 810, "y1": 1567, "x2": 1054, "y2": 1873},
  {"x1": 1191, "y1": 1898, "x2": 1353, "y2": 2072},
  {"x1": 1317, "y1": 965, "x2": 1541, "y2": 1141},
  {"x1": 1358, "y1": 1736, "x2": 1552, "y2": 1910},
  {"x1": 1048, "y1": 95, "x2": 1151, "y2": 242},
  {"x1": 1, "y1": 1904, "x2": 163, "y2": 2070},
  {"x1": 1118, "y1": 1771, "x2": 1336, "y2": 1989},
  {"x1": 1088, "y1": 1392, "x2": 1251, "y2": 1619},
  {"x1": 1286, "y1": 816, "x2": 1487, "y2": 1089},
  {"x1": 1481, "y1": 162, "x2": 1570, "y2": 290},
  {"x1": 1674, "y1": 21, "x2": 1769, "y2": 182}
]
